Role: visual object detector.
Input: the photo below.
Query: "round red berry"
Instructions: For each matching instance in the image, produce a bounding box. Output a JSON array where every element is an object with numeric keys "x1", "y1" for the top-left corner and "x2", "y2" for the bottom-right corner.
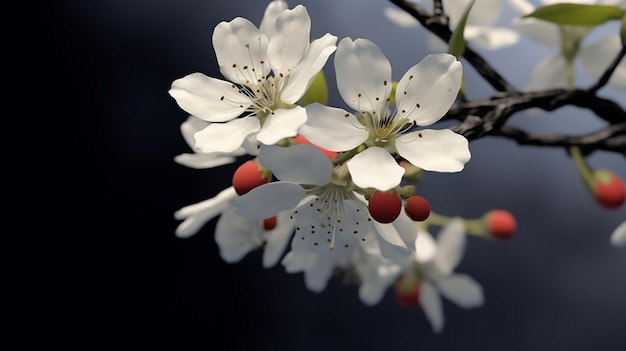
[
  {"x1": 593, "y1": 171, "x2": 625, "y2": 210},
  {"x1": 486, "y1": 209, "x2": 516, "y2": 240},
  {"x1": 262, "y1": 216, "x2": 277, "y2": 230},
  {"x1": 293, "y1": 134, "x2": 337, "y2": 159},
  {"x1": 368, "y1": 191, "x2": 402, "y2": 223},
  {"x1": 404, "y1": 196, "x2": 431, "y2": 221},
  {"x1": 232, "y1": 160, "x2": 269, "y2": 196}
]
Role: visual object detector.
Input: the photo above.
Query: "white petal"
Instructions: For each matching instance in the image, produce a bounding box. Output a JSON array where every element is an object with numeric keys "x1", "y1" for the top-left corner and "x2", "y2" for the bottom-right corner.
[
  {"x1": 579, "y1": 35, "x2": 626, "y2": 90},
  {"x1": 257, "y1": 144, "x2": 333, "y2": 185},
  {"x1": 464, "y1": 26, "x2": 519, "y2": 50},
  {"x1": 232, "y1": 182, "x2": 305, "y2": 220},
  {"x1": 347, "y1": 147, "x2": 405, "y2": 191},
  {"x1": 180, "y1": 115, "x2": 210, "y2": 149},
  {"x1": 396, "y1": 129, "x2": 470, "y2": 173},
  {"x1": 303, "y1": 257, "x2": 335, "y2": 293},
  {"x1": 415, "y1": 228, "x2": 437, "y2": 263},
  {"x1": 257, "y1": 106, "x2": 307, "y2": 145},
  {"x1": 395, "y1": 54, "x2": 462, "y2": 126},
  {"x1": 281, "y1": 33, "x2": 338, "y2": 104},
  {"x1": 169, "y1": 73, "x2": 250, "y2": 122},
  {"x1": 508, "y1": 0, "x2": 536, "y2": 14},
  {"x1": 174, "y1": 187, "x2": 238, "y2": 238},
  {"x1": 213, "y1": 18, "x2": 270, "y2": 83},
  {"x1": 194, "y1": 117, "x2": 260, "y2": 153},
  {"x1": 215, "y1": 207, "x2": 261, "y2": 263},
  {"x1": 420, "y1": 281, "x2": 444, "y2": 333},
  {"x1": 384, "y1": 7, "x2": 419, "y2": 28},
  {"x1": 334, "y1": 38, "x2": 392, "y2": 114},
  {"x1": 513, "y1": 17, "x2": 560, "y2": 47},
  {"x1": 434, "y1": 218, "x2": 466, "y2": 275},
  {"x1": 262, "y1": 211, "x2": 295, "y2": 267},
  {"x1": 267, "y1": 5, "x2": 310, "y2": 77},
  {"x1": 174, "y1": 152, "x2": 237, "y2": 169},
  {"x1": 300, "y1": 103, "x2": 368, "y2": 151},
  {"x1": 437, "y1": 274, "x2": 484, "y2": 309},
  {"x1": 259, "y1": 0, "x2": 288, "y2": 38},
  {"x1": 610, "y1": 220, "x2": 626, "y2": 247},
  {"x1": 527, "y1": 54, "x2": 568, "y2": 91}
]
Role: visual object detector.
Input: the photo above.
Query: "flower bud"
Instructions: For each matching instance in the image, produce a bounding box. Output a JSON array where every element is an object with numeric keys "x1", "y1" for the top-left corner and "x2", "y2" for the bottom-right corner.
[
  {"x1": 232, "y1": 160, "x2": 270, "y2": 196},
  {"x1": 592, "y1": 170, "x2": 625, "y2": 210},
  {"x1": 263, "y1": 216, "x2": 277, "y2": 230},
  {"x1": 485, "y1": 209, "x2": 516, "y2": 240},
  {"x1": 368, "y1": 191, "x2": 401, "y2": 223},
  {"x1": 404, "y1": 195, "x2": 430, "y2": 221},
  {"x1": 394, "y1": 273, "x2": 420, "y2": 308}
]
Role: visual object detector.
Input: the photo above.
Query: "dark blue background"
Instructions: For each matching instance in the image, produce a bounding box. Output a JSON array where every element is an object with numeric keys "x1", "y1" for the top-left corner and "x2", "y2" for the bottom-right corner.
[{"x1": 9, "y1": 1, "x2": 625, "y2": 350}]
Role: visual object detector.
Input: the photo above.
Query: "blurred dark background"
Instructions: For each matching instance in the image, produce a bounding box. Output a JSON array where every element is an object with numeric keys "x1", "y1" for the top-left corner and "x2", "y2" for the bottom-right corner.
[{"x1": 9, "y1": 0, "x2": 625, "y2": 349}]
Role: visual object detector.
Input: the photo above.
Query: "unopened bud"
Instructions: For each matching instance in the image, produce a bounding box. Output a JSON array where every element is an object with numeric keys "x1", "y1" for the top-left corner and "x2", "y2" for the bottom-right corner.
[
  {"x1": 485, "y1": 209, "x2": 516, "y2": 240},
  {"x1": 368, "y1": 191, "x2": 401, "y2": 223},
  {"x1": 404, "y1": 195, "x2": 430, "y2": 221},
  {"x1": 232, "y1": 160, "x2": 270, "y2": 196},
  {"x1": 394, "y1": 273, "x2": 420, "y2": 308},
  {"x1": 592, "y1": 170, "x2": 625, "y2": 210}
]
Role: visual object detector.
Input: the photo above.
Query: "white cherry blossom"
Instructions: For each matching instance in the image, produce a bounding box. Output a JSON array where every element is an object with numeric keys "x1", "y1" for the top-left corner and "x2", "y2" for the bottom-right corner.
[
  {"x1": 384, "y1": 0, "x2": 520, "y2": 51},
  {"x1": 300, "y1": 38, "x2": 470, "y2": 191},
  {"x1": 169, "y1": 2, "x2": 337, "y2": 155},
  {"x1": 509, "y1": 0, "x2": 626, "y2": 90}
]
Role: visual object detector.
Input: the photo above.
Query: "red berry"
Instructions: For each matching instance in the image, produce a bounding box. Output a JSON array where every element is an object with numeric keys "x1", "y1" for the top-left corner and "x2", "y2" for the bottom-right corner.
[
  {"x1": 262, "y1": 216, "x2": 277, "y2": 230},
  {"x1": 293, "y1": 134, "x2": 337, "y2": 159},
  {"x1": 486, "y1": 209, "x2": 516, "y2": 240},
  {"x1": 593, "y1": 171, "x2": 625, "y2": 210},
  {"x1": 404, "y1": 196, "x2": 430, "y2": 221},
  {"x1": 232, "y1": 160, "x2": 269, "y2": 196},
  {"x1": 368, "y1": 191, "x2": 402, "y2": 223},
  {"x1": 394, "y1": 274, "x2": 420, "y2": 308}
]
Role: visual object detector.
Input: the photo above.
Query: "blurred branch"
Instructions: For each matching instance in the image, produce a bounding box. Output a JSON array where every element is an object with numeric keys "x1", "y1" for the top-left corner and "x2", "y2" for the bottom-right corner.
[
  {"x1": 588, "y1": 45, "x2": 626, "y2": 94},
  {"x1": 388, "y1": 0, "x2": 517, "y2": 92}
]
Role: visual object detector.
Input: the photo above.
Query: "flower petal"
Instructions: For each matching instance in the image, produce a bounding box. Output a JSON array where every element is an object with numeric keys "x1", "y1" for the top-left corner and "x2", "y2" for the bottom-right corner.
[
  {"x1": 257, "y1": 106, "x2": 307, "y2": 145},
  {"x1": 527, "y1": 54, "x2": 567, "y2": 91},
  {"x1": 194, "y1": 116, "x2": 261, "y2": 153},
  {"x1": 257, "y1": 144, "x2": 333, "y2": 185},
  {"x1": 262, "y1": 211, "x2": 295, "y2": 268},
  {"x1": 347, "y1": 147, "x2": 405, "y2": 191},
  {"x1": 213, "y1": 17, "x2": 270, "y2": 83},
  {"x1": 395, "y1": 54, "x2": 462, "y2": 126},
  {"x1": 169, "y1": 73, "x2": 250, "y2": 122},
  {"x1": 513, "y1": 17, "x2": 560, "y2": 47},
  {"x1": 415, "y1": 228, "x2": 437, "y2": 264},
  {"x1": 579, "y1": 35, "x2": 626, "y2": 90},
  {"x1": 215, "y1": 207, "x2": 261, "y2": 263},
  {"x1": 610, "y1": 220, "x2": 626, "y2": 247},
  {"x1": 300, "y1": 103, "x2": 368, "y2": 151},
  {"x1": 174, "y1": 187, "x2": 238, "y2": 238},
  {"x1": 437, "y1": 274, "x2": 484, "y2": 309},
  {"x1": 232, "y1": 181, "x2": 305, "y2": 220},
  {"x1": 174, "y1": 152, "x2": 238, "y2": 169},
  {"x1": 180, "y1": 115, "x2": 210, "y2": 149},
  {"x1": 334, "y1": 38, "x2": 392, "y2": 114},
  {"x1": 420, "y1": 281, "x2": 444, "y2": 333},
  {"x1": 434, "y1": 218, "x2": 466, "y2": 275},
  {"x1": 259, "y1": 0, "x2": 288, "y2": 38},
  {"x1": 464, "y1": 26, "x2": 519, "y2": 50},
  {"x1": 282, "y1": 33, "x2": 338, "y2": 104},
  {"x1": 384, "y1": 7, "x2": 420, "y2": 27},
  {"x1": 396, "y1": 129, "x2": 470, "y2": 172},
  {"x1": 268, "y1": 5, "x2": 310, "y2": 77}
]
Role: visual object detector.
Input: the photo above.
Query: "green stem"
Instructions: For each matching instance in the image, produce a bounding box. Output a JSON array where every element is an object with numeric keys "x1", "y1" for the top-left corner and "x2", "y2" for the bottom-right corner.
[{"x1": 569, "y1": 145, "x2": 594, "y2": 191}]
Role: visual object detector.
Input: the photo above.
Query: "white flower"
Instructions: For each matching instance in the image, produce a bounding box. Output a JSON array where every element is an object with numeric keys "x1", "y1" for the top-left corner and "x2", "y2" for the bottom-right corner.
[
  {"x1": 174, "y1": 186, "x2": 293, "y2": 267},
  {"x1": 174, "y1": 115, "x2": 247, "y2": 169},
  {"x1": 384, "y1": 0, "x2": 520, "y2": 50},
  {"x1": 169, "y1": 2, "x2": 337, "y2": 154},
  {"x1": 509, "y1": 0, "x2": 626, "y2": 90},
  {"x1": 610, "y1": 220, "x2": 626, "y2": 247},
  {"x1": 300, "y1": 38, "x2": 470, "y2": 191},
  {"x1": 415, "y1": 219, "x2": 484, "y2": 333}
]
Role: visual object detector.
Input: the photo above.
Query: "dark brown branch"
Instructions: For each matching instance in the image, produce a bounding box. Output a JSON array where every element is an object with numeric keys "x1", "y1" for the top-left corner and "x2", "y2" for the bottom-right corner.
[
  {"x1": 588, "y1": 45, "x2": 626, "y2": 94},
  {"x1": 388, "y1": 0, "x2": 517, "y2": 92}
]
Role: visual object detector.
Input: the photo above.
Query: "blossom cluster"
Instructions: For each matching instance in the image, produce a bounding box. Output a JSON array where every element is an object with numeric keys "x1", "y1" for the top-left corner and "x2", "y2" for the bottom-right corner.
[{"x1": 169, "y1": 0, "x2": 625, "y2": 332}]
